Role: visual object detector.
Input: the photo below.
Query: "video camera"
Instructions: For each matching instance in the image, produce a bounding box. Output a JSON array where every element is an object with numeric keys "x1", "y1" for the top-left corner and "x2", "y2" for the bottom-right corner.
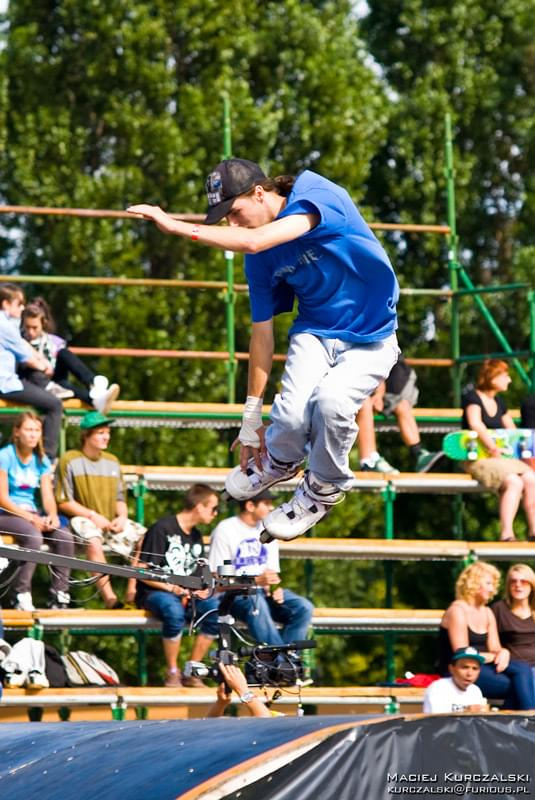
[
  {"x1": 184, "y1": 561, "x2": 316, "y2": 690},
  {"x1": 185, "y1": 639, "x2": 316, "y2": 688}
]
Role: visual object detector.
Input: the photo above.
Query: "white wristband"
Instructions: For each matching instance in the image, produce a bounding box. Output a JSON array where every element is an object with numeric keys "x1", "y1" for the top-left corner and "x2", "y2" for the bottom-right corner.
[{"x1": 239, "y1": 396, "x2": 263, "y2": 447}]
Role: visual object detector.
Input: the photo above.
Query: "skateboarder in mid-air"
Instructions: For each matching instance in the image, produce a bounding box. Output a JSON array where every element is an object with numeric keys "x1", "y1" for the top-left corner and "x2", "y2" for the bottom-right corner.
[{"x1": 128, "y1": 158, "x2": 399, "y2": 541}]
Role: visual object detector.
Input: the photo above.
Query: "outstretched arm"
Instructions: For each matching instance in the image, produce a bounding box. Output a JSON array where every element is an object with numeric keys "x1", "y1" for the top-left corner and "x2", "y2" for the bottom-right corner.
[{"x1": 126, "y1": 204, "x2": 318, "y2": 254}]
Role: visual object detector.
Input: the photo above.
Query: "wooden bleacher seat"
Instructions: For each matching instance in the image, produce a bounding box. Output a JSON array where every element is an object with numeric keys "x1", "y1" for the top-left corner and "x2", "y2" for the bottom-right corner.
[
  {"x1": 0, "y1": 396, "x2": 521, "y2": 432},
  {"x1": 0, "y1": 684, "x2": 426, "y2": 721},
  {"x1": 0, "y1": 609, "x2": 35, "y2": 630},
  {"x1": 276, "y1": 537, "x2": 535, "y2": 562},
  {"x1": 27, "y1": 606, "x2": 444, "y2": 634},
  {"x1": 311, "y1": 608, "x2": 442, "y2": 632},
  {"x1": 119, "y1": 464, "x2": 484, "y2": 494}
]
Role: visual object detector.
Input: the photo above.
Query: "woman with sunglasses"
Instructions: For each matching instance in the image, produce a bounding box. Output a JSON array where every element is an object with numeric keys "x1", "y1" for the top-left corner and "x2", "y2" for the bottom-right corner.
[{"x1": 492, "y1": 564, "x2": 535, "y2": 690}]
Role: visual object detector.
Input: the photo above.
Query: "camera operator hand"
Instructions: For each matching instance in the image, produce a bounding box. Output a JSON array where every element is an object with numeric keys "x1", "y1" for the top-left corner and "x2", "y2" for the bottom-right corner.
[
  {"x1": 205, "y1": 663, "x2": 271, "y2": 718},
  {"x1": 191, "y1": 588, "x2": 212, "y2": 600},
  {"x1": 255, "y1": 569, "x2": 280, "y2": 589},
  {"x1": 270, "y1": 586, "x2": 284, "y2": 604}
]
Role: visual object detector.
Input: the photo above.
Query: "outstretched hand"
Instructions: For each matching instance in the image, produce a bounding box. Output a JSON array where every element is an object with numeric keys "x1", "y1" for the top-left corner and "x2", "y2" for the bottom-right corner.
[{"x1": 126, "y1": 204, "x2": 178, "y2": 235}]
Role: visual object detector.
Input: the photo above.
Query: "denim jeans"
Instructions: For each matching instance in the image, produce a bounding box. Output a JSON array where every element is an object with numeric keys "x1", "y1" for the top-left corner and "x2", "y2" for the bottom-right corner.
[
  {"x1": 476, "y1": 659, "x2": 535, "y2": 710},
  {"x1": 267, "y1": 332, "x2": 399, "y2": 489},
  {"x1": 142, "y1": 589, "x2": 219, "y2": 640},
  {"x1": 228, "y1": 588, "x2": 314, "y2": 646}
]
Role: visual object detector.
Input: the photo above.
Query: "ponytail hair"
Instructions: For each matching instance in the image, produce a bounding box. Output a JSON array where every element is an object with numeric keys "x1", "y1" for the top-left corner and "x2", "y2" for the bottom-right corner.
[
  {"x1": 22, "y1": 297, "x2": 56, "y2": 333},
  {"x1": 256, "y1": 175, "x2": 295, "y2": 197}
]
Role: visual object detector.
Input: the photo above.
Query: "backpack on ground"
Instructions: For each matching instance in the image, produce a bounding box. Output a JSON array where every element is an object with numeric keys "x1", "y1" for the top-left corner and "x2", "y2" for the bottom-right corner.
[
  {"x1": 61, "y1": 650, "x2": 120, "y2": 687},
  {"x1": 44, "y1": 643, "x2": 70, "y2": 688}
]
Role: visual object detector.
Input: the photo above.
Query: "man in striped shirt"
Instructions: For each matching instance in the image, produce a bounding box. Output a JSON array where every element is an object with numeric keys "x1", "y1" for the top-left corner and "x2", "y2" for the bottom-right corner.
[{"x1": 55, "y1": 410, "x2": 145, "y2": 608}]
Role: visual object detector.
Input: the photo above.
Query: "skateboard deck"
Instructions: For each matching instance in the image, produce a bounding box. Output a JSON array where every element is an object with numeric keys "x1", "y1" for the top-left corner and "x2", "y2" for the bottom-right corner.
[{"x1": 442, "y1": 429, "x2": 535, "y2": 461}]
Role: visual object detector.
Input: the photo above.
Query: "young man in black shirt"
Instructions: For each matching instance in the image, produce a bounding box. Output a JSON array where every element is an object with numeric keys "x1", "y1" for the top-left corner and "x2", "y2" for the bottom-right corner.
[{"x1": 135, "y1": 484, "x2": 220, "y2": 687}]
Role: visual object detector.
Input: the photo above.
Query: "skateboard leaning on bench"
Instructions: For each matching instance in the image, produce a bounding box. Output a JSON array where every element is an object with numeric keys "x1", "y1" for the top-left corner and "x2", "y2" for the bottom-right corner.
[{"x1": 442, "y1": 429, "x2": 535, "y2": 461}]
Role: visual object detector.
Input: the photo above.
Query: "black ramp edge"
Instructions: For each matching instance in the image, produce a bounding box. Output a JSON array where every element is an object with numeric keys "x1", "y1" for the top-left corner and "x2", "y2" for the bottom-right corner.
[{"x1": 225, "y1": 714, "x2": 535, "y2": 800}]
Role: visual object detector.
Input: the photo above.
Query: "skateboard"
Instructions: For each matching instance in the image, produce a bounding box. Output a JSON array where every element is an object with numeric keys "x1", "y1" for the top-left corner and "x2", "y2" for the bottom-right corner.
[{"x1": 442, "y1": 429, "x2": 535, "y2": 461}]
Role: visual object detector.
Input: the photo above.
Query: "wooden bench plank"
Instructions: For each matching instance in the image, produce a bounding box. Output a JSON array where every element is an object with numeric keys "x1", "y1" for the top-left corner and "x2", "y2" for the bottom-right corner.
[
  {"x1": 277, "y1": 537, "x2": 535, "y2": 561},
  {"x1": 29, "y1": 607, "x2": 444, "y2": 634},
  {"x1": 0, "y1": 610, "x2": 35, "y2": 628},
  {"x1": 312, "y1": 608, "x2": 443, "y2": 632},
  {"x1": 33, "y1": 608, "x2": 162, "y2": 631},
  {"x1": 0, "y1": 684, "x2": 425, "y2": 709},
  {"x1": 119, "y1": 465, "x2": 482, "y2": 493},
  {"x1": 0, "y1": 398, "x2": 520, "y2": 433}
]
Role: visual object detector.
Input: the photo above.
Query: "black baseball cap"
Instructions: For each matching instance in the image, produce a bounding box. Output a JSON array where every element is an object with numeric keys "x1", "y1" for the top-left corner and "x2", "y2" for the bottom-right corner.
[
  {"x1": 238, "y1": 489, "x2": 274, "y2": 509},
  {"x1": 205, "y1": 158, "x2": 267, "y2": 224}
]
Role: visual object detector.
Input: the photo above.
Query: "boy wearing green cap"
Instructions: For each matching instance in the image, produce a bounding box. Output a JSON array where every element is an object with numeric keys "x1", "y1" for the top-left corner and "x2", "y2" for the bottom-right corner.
[
  {"x1": 423, "y1": 647, "x2": 488, "y2": 713},
  {"x1": 55, "y1": 410, "x2": 145, "y2": 608}
]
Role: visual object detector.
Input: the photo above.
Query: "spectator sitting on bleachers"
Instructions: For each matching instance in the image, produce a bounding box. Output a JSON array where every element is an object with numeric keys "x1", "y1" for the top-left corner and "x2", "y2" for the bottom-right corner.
[
  {"x1": 208, "y1": 490, "x2": 313, "y2": 646},
  {"x1": 492, "y1": 563, "x2": 535, "y2": 692},
  {"x1": 462, "y1": 359, "x2": 535, "y2": 542},
  {"x1": 357, "y1": 355, "x2": 443, "y2": 474},
  {"x1": 135, "y1": 484, "x2": 220, "y2": 688},
  {"x1": 55, "y1": 410, "x2": 146, "y2": 609},
  {"x1": 0, "y1": 282, "x2": 62, "y2": 460},
  {"x1": 0, "y1": 412, "x2": 74, "y2": 611},
  {"x1": 423, "y1": 646, "x2": 487, "y2": 713},
  {"x1": 20, "y1": 297, "x2": 120, "y2": 411},
  {"x1": 438, "y1": 561, "x2": 535, "y2": 710}
]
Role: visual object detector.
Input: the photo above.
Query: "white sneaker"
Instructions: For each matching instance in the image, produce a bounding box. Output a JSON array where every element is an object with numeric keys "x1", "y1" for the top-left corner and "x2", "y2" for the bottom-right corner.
[
  {"x1": 14, "y1": 592, "x2": 35, "y2": 611},
  {"x1": 0, "y1": 638, "x2": 12, "y2": 667},
  {"x1": 2, "y1": 665, "x2": 27, "y2": 688},
  {"x1": 48, "y1": 589, "x2": 71, "y2": 609},
  {"x1": 360, "y1": 454, "x2": 400, "y2": 475},
  {"x1": 91, "y1": 383, "x2": 120, "y2": 414},
  {"x1": 224, "y1": 453, "x2": 301, "y2": 501},
  {"x1": 26, "y1": 669, "x2": 49, "y2": 689},
  {"x1": 46, "y1": 381, "x2": 75, "y2": 400},
  {"x1": 261, "y1": 472, "x2": 345, "y2": 542}
]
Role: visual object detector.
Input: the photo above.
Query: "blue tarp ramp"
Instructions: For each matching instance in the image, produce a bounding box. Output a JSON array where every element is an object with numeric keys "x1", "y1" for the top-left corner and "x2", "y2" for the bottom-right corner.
[{"x1": 0, "y1": 714, "x2": 534, "y2": 800}]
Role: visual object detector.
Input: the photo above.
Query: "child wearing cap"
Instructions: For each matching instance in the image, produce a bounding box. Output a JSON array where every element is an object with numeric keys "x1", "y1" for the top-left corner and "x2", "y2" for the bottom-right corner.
[{"x1": 423, "y1": 647, "x2": 487, "y2": 713}]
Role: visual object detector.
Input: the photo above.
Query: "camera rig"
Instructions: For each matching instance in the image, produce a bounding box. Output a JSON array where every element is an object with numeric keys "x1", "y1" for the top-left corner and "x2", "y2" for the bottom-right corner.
[
  {"x1": 0, "y1": 544, "x2": 316, "y2": 701},
  {"x1": 184, "y1": 562, "x2": 316, "y2": 694},
  {"x1": 0, "y1": 543, "x2": 255, "y2": 594}
]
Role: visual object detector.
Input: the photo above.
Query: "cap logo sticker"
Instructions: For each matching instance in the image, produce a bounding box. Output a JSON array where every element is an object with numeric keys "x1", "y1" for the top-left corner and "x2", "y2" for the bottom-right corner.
[{"x1": 206, "y1": 171, "x2": 223, "y2": 206}]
